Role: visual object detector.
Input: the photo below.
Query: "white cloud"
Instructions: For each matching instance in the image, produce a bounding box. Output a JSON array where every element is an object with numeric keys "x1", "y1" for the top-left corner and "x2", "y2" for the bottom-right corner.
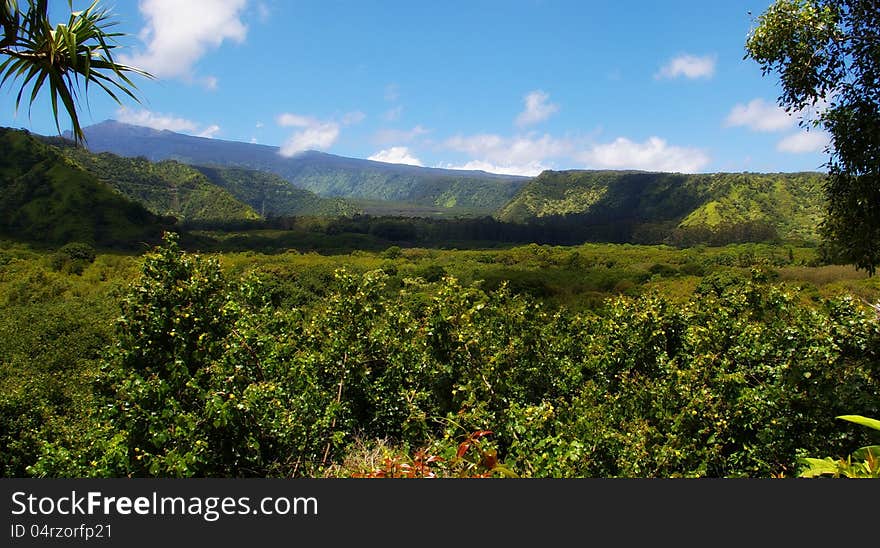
[
  {"x1": 656, "y1": 54, "x2": 716, "y2": 80},
  {"x1": 445, "y1": 133, "x2": 572, "y2": 165},
  {"x1": 374, "y1": 125, "x2": 430, "y2": 145},
  {"x1": 440, "y1": 133, "x2": 708, "y2": 175},
  {"x1": 279, "y1": 124, "x2": 339, "y2": 156},
  {"x1": 724, "y1": 99, "x2": 795, "y2": 132},
  {"x1": 277, "y1": 113, "x2": 317, "y2": 128},
  {"x1": 197, "y1": 124, "x2": 221, "y2": 138},
  {"x1": 368, "y1": 147, "x2": 423, "y2": 166},
  {"x1": 276, "y1": 112, "x2": 341, "y2": 156},
  {"x1": 515, "y1": 90, "x2": 559, "y2": 127},
  {"x1": 115, "y1": 107, "x2": 222, "y2": 137},
  {"x1": 116, "y1": 107, "x2": 198, "y2": 132},
  {"x1": 275, "y1": 111, "x2": 361, "y2": 156},
  {"x1": 123, "y1": 0, "x2": 248, "y2": 85},
  {"x1": 442, "y1": 133, "x2": 573, "y2": 176},
  {"x1": 438, "y1": 160, "x2": 549, "y2": 177},
  {"x1": 445, "y1": 134, "x2": 505, "y2": 155},
  {"x1": 777, "y1": 130, "x2": 830, "y2": 154},
  {"x1": 579, "y1": 137, "x2": 710, "y2": 173}
]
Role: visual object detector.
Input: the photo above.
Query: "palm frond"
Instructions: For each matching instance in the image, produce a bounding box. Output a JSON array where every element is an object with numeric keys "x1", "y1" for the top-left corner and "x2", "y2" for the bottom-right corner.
[{"x1": 0, "y1": 0, "x2": 153, "y2": 142}]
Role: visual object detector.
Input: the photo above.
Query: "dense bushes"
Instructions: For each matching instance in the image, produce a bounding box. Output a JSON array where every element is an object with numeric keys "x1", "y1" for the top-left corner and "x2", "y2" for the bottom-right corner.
[{"x1": 27, "y1": 235, "x2": 880, "y2": 477}]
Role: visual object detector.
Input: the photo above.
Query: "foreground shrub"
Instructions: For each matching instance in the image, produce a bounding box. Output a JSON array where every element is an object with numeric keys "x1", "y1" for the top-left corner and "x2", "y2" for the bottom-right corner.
[
  {"x1": 32, "y1": 237, "x2": 880, "y2": 477},
  {"x1": 800, "y1": 416, "x2": 880, "y2": 478}
]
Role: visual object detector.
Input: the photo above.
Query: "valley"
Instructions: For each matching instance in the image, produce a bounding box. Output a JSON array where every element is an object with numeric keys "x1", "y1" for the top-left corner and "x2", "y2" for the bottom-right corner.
[{"x1": 0, "y1": 122, "x2": 876, "y2": 481}]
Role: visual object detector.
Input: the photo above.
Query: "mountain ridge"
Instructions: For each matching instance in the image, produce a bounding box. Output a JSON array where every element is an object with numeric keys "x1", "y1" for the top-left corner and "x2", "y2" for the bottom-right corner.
[
  {"x1": 71, "y1": 120, "x2": 529, "y2": 213},
  {"x1": 496, "y1": 169, "x2": 827, "y2": 244},
  {"x1": 76, "y1": 120, "x2": 527, "y2": 180}
]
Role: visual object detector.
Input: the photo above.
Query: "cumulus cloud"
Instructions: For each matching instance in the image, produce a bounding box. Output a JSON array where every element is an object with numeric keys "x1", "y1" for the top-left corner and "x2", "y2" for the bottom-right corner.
[
  {"x1": 442, "y1": 133, "x2": 572, "y2": 176},
  {"x1": 656, "y1": 54, "x2": 716, "y2": 80},
  {"x1": 579, "y1": 137, "x2": 710, "y2": 173},
  {"x1": 726, "y1": 96, "x2": 833, "y2": 136},
  {"x1": 368, "y1": 147, "x2": 423, "y2": 166},
  {"x1": 445, "y1": 133, "x2": 571, "y2": 164},
  {"x1": 277, "y1": 113, "x2": 317, "y2": 128},
  {"x1": 515, "y1": 90, "x2": 559, "y2": 127},
  {"x1": 276, "y1": 112, "x2": 342, "y2": 156},
  {"x1": 197, "y1": 124, "x2": 221, "y2": 138},
  {"x1": 279, "y1": 123, "x2": 339, "y2": 156},
  {"x1": 438, "y1": 160, "x2": 549, "y2": 177},
  {"x1": 115, "y1": 107, "x2": 221, "y2": 136},
  {"x1": 724, "y1": 99, "x2": 795, "y2": 132},
  {"x1": 123, "y1": 0, "x2": 248, "y2": 86},
  {"x1": 274, "y1": 110, "x2": 365, "y2": 156},
  {"x1": 374, "y1": 125, "x2": 430, "y2": 145},
  {"x1": 776, "y1": 130, "x2": 830, "y2": 154}
]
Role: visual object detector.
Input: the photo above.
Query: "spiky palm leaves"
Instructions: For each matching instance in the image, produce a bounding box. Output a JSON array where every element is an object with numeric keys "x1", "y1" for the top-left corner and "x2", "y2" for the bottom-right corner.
[{"x1": 0, "y1": 0, "x2": 151, "y2": 143}]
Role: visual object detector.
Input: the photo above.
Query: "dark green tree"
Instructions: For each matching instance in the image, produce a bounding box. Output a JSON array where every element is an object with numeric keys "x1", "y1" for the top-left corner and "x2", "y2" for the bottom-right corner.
[
  {"x1": 0, "y1": 0, "x2": 150, "y2": 142},
  {"x1": 745, "y1": 0, "x2": 880, "y2": 273}
]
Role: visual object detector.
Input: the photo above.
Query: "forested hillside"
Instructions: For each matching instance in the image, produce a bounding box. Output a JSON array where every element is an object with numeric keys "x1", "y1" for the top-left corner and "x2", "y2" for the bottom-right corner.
[
  {"x1": 60, "y1": 148, "x2": 261, "y2": 224},
  {"x1": 194, "y1": 165, "x2": 359, "y2": 218},
  {"x1": 0, "y1": 128, "x2": 164, "y2": 248},
  {"x1": 72, "y1": 120, "x2": 528, "y2": 213},
  {"x1": 496, "y1": 170, "x2": 826, "y2": 245},
  {"x1": 75, "y1": 120, "x2": 529, "y2": 214}
]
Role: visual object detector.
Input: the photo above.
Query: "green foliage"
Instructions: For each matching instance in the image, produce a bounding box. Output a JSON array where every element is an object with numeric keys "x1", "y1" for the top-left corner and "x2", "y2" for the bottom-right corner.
[
  {"x1": 0, "y1": 248, "x2": 136, "y2": 477},
  {"x1": 0, "y1": 127, "x2": 165, "y2": 248},
  {"x1": 746, "y1": 0, "x2": 880, "y2": 273},
  {"x1": 194, "y1": 165, "x2": 358, "y2": 218},
  {"x1": 50, "y1": 241, "x2": 96, "y2": 274},
  {"x1": 0, "y1": 0, "x2": 150, "y2": 142},
  {"x1": 0, "y1": 235, "x2": 874, "y2": 478},
  {"x1": 223, "y1": 163, "x2": 526, "y2": 213},
  {"x1": 78, "y1": 120, "x2": 528, "y2": 215},
  {"x1": 21, "y1": 237, "x2": 878, "y2": 478},
  {"x1": 800, "y1": 415, "x2": 880, "y2": 478},
  {"x1": 61, "y1": 148, "x2": 261, "y2": 223},
  {"x1": 81, "y1": 232, "x2": 272, "y2": 476},
  {"x1": 496, "y1": 170, "x2": 827, "y2": 245}
]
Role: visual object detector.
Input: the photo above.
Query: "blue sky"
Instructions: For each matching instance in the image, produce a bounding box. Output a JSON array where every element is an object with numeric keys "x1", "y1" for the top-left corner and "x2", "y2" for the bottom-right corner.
[{"x1": 1, "y1": 0, "x2": 832, "y2": 175}]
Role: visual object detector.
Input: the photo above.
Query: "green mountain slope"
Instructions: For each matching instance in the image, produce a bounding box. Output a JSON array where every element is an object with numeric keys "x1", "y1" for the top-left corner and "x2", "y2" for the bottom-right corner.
[
  {"x1": 76, "y1": 120, "x2": 529, "y2": 214},
  {"x1": 279, "y1": 157, "x2": 528, "y2": 211},
  {"x1": 194, "y1": 165, "x2": 359, "y2": 218},
  {"x1": 0, "y1": 128, "x2": 163, "y2": 247},
  {"x1": 60, "y1": 148, "x2": 261, "y2": 224},
  {"x1": 677, "y1": 172, "x2": 825, "y2": 242},
  {"x1": 496, "y1": 170, "x2": 827, "y2": 244}
]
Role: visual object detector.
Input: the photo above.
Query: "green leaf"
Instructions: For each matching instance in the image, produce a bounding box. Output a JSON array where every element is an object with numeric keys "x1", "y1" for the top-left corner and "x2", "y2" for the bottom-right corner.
[
  {"x1": 850, "y1": 446, "x2": 880, "y2": 461},
  {"x1": 836, "y1": 415, "x2": 880, "y2": 432},
  {"x1": 798, "y1": 457, "x2": 841, "y2": 478}
]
